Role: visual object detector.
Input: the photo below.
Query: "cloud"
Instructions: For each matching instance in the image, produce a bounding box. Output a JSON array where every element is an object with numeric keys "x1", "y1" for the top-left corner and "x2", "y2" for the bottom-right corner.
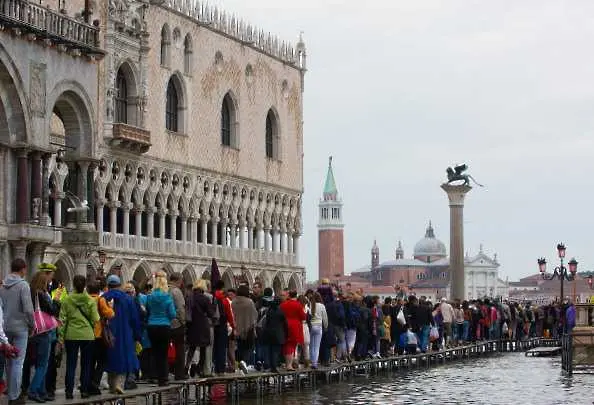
[{"x1": 213, "y1": 0, "x2": 594, "y2": 282}]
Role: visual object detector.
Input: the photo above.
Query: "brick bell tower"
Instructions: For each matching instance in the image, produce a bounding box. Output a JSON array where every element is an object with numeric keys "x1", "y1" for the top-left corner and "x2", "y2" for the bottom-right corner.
[{"x1": 318, "y1": 156, "x2": 344, "y2": 281}]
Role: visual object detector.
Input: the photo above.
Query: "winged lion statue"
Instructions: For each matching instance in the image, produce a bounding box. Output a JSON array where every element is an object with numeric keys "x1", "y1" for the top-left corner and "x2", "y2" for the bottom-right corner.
[{"x1": 446, "y1": 164, "x2": 484, "y2": 187}]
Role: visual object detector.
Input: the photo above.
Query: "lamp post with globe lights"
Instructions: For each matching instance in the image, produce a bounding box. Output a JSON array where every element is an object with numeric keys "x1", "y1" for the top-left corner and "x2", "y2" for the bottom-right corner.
[{"x1": 537, "y1": 243, "x2": 578, "y2": 305}]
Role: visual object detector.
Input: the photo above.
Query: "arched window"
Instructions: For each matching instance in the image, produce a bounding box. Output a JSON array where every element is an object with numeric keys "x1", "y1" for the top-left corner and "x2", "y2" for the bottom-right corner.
[
  {"x1": 160, "y1": 25, "x2": 171, "y2": 67},
  {"x1": 115, "y1": 69, "x2": 128, "y2": 123},
  {"x1": 166, "y1": 79, "x2": 178, "y2": 132},
  {"x1": 184, "y1": 34, "x2": 193, "y2": 75},
  {"x1": 265, "y1": 109, "x2": 279, "y2": 159},
  {"x1": 221, "y1": 93, "x2": 234, "y2": 146}
]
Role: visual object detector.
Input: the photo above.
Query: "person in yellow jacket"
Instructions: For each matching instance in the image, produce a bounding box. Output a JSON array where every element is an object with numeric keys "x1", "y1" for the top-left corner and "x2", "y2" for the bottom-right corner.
[{"x1": 87, "y1": 281, "x2": 115, "y2": 395}]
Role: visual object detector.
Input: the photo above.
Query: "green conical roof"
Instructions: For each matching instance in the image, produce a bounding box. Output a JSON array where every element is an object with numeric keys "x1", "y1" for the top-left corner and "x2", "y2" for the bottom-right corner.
[{"x1": 323, "y1": 156, "x2": 338, "y2": 199}]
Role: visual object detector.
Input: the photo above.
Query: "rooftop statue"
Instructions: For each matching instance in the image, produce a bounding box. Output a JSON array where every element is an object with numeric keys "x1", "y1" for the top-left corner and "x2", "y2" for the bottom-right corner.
[{"x1": 446, "y1": 164, "x2": 483, "y2": 187}]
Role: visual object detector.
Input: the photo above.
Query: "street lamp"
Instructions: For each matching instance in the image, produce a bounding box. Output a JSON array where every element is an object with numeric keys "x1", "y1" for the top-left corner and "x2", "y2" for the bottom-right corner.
[{"x1": 537, "y1": 243, "x2": 578, "y2": 305}]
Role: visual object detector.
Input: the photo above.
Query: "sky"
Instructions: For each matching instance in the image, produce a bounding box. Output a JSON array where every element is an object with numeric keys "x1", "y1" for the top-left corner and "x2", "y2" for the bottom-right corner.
[{"x1": 214, "y1": 0, "x2": 594, "y2": 282}]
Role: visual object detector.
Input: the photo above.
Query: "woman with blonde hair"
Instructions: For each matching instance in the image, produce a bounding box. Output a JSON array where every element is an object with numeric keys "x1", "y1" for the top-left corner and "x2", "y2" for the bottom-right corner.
[{"x1": 145, "y1": 271, "x2": 176, "y2": 386}]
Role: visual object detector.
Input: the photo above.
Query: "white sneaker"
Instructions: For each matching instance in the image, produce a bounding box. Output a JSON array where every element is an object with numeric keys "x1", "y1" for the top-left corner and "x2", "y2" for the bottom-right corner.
[{"x1": 239, "y1": 360, "x2": 249, "y2": 374}]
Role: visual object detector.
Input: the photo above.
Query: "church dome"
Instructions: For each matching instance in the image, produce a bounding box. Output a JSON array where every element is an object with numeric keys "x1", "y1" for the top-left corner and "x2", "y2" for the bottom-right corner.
[{"x1": 413, "y1": 222, "x2": 446, "y2": 261}]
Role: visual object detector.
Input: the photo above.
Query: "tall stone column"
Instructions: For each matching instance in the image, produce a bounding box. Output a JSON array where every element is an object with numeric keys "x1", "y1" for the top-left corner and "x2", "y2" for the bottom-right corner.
[
  {"x1": 77, "y1": 160, "x2": 90, "y2": 225},
  {"x1": 86, "y1": 162, "x2": 97, "y2": 226},
  {"x1": 264, "y1": 227, "x2": 271, "y2": 252},
  {"x1": 229, "y1": 221, "x2": 237, "y2": 248},
  {"x1": 247, "y1": 223, "x2": 253, "y2": 249},
  {"x1": 16, "y1": 149, "x2": 29, "y2": 223},
  {"x1": 30, "y1": 151, "x2": 42, "y2": 223},
  {"x1": 238, "y1": 220, "x2": 246, "y2": 249},
  {"x1": 441, "y1": 183, "x2": 472, "y2": 301},
  {"x1": 40, "y1": 153, "x2": 51, "y2": 226},
  {"x1": 54, "y1": 192, "x2": 64, "y2": 227},
  {"x1": 146, "y1": 207, "x2": 155, "y2": 239}
]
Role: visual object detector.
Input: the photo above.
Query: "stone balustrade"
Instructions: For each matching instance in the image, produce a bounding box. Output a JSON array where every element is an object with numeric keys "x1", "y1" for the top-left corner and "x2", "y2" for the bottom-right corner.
[{"x1": 0, "y1": 0, "x2": 102, "y2": 54}]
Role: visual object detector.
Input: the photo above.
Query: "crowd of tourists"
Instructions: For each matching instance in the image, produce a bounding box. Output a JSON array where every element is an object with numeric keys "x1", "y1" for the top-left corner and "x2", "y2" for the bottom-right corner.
[{"x1": 0, "y1": 259, "x2": 578, "y2": 404}]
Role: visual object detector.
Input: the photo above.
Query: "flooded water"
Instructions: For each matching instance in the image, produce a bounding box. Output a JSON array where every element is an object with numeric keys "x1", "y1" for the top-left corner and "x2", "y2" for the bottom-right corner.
[{"x1": 234, "y1": 353, "x2": 593, "y2": 405}]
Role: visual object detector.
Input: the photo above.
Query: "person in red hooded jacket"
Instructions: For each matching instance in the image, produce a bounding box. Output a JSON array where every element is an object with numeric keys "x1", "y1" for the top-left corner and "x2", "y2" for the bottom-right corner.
[
  {"x1": 280, "y1": 290, "x2": 306, "y2": 370},
  {"x1": 213, "y1": 281, "x2": 235, "y2": 375}
]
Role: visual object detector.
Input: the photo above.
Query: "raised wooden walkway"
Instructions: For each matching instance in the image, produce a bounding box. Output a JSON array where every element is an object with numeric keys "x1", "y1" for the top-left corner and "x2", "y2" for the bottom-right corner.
[
  {"x1": 525, "y1": 346, "x2": 562, "y2": 357},
  {"x1": 24, "y1": 338, "x2": 554, "y2": 405}
]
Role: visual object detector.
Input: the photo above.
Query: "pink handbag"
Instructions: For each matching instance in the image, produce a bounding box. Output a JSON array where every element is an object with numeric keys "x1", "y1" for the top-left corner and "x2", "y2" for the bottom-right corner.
[{"x1": 33, "y1": 293, "x2": 60, "y2": 335}]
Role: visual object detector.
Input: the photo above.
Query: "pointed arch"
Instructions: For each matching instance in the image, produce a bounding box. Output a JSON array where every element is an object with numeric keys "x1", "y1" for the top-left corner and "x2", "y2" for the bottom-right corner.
[
  {"x1": 161, "y1": 262, "x2": 175, "y2": 276},
  {"x1": 265, "y1": 108, "x2": 280, "y2": 160},
  {"x1": 161, "y1": 24, "x2": 171, "y2": 67},
  {"x1": 221, "y1": 91, "x2": 238, "y2": 148},
  {"x1": 288, "y1": 272, "x2": 300, "y2": 293},
  {"x1": 222, "y1": 268, "x2": 234, "y2": 289},
  {"x1": 0, "y1": 43, "x2": 29, "y2": 144},
  {"x1": 51, "y1": 250, "x2": 75, "y2": 289},
  {"x1": 114, "y1": 61, "x2": 139, "y2": 125},
  {"x1": 166, "y1": 73, "x2": 186, "y2": 133},
  {"x1": 272, "y1": 273, "x2": 283, "y2": 296},
  {"x1": 182, "y1": 264, "x2": 196, "y2": 288},
  {"x1": 130, "y1": 260, "x2": 152, "y2": 288},
  {"x1": 184, "y1": 33, "x2": 193, "y2": 75},
  {"x1": 106, "y1": 257, "x2": 128, "y2": 278}
]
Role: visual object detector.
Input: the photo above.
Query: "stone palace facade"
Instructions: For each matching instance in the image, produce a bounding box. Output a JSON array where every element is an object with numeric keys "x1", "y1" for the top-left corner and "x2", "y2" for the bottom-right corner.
[{"x1": 0, "y1": 0, "x2": 306, "y2": 292}]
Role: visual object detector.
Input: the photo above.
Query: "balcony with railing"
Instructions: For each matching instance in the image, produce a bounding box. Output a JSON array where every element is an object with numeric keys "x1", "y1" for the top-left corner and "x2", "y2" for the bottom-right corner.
[
  {"x1": 100, "y1": 231, "x2": 298, "y2": 267},
  {"x1": 111, "y1": 123, "x2": 151, "y2": 153},
  {"x1": 0, "y1": 0, "x2": 103, "y2": 56}
]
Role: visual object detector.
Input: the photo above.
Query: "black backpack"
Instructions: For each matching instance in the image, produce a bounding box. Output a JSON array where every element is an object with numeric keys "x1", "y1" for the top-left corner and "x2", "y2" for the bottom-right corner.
[{"x1": 213, "y1": 297, "x2": 227, "y2": 327}]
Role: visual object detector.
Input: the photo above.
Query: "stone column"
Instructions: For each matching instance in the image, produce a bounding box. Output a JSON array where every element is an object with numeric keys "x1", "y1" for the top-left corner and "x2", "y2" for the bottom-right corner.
[
  {"x1": 200, "y1": 216, "x2": 208, "y2": 244},
  {"x1": 122, "y1": 204, "x2": 131, "y2": 249},
  {"x1": 30, "y1": 243, "x2": 46, "y2": 273},
  {"x1": 292, "y1": 233, "x2": 300, "y2": 262},
  {"x1": 287, "y1": 228, "x2": 294, "y2": 254},
  {"x1": 54, "y1": 192, "x2": 64, "y2": 227},
  {"x1": 264, "y1": 226, "x2": 271, "y2": 252},
  {"x1": 146, "y1": 207, "x2": 155, "y2": 239},
  {"x1": 170, "y1": 210, "x2": 178, "y2": 241},
  {"x1": 96, "y1": 199, "x2": 105, "y2": 234},
  {"x1": 220, "y1": 218, "x2": 227, "y2": 247},
  {"x1": 441, "y1": 183, "x2": 472, "y2": 301},
  {"x1": 30, "y1": 151, "x2": 42, "y2": 223},
  {"x1": 159, "y1": 209, "x2": 166, "y2": 241},
  {"x1": 210, "y1": 217, "x2": 218, "y2": 246},
  {"x1": 247, "y1": 223, "x2": 253, "y2": 249},
  {"x1": 181, "y1": 215, "x2": 188, "y2": 243},
  {"x1": 229, "y1": 221, "x2": 237, "y2": 248},
  {"x1": 109, "y1": 203, "x2": 118, "y2": 242},
  {"x1": 134, "y1": 206, "x2": 142, "y2": 249},
  {"x1": 86, "y1": 161, "x2": 97, "y2": 226},
  {"x1": 239, "y1": 220, "x2": 246, "y2": 249},
  {"x1": 77, "y1": 160, "x2": 90, "y2": 225},
  {"x1": 40, "y1": 153, "x2": 51, "y2": 226},
  {"x1": 189, "y1": 216, "x2": 198, "y2": 242},
  {"x1": 16, "y1": 149, "x2": 29, "y2": 223}
]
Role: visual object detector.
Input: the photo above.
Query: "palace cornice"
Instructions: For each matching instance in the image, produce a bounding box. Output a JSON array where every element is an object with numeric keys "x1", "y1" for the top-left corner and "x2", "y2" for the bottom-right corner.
[{"x1": 159, "y1": 3, "x2": 304, "y2": 71}]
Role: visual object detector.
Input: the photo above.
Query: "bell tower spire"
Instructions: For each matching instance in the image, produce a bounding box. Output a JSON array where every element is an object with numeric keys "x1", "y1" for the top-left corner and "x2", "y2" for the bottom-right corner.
[{"x1": 318, "y1": 156, "x2": 344, "y2": 281}]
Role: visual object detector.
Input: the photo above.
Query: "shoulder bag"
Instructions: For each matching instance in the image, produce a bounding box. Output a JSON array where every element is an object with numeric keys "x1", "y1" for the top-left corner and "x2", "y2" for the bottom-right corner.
[{"x1": 33, "y1": 293, "x2": 60, "y2": 335}]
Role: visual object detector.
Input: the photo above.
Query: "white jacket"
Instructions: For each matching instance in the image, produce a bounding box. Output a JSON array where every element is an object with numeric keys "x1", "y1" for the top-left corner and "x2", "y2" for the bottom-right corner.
[
  {"x1": 441, "y1": 301, "x2": 455, "y2": 324},
  {"x1": 310, "y1": 302, "x2": 328, "y2": 329}
]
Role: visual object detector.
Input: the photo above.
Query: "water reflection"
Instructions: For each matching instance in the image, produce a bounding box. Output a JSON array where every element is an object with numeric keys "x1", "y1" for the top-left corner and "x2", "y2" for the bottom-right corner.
[{"x1": 233, "y1": 354, "x2": 593, "y2": 405}]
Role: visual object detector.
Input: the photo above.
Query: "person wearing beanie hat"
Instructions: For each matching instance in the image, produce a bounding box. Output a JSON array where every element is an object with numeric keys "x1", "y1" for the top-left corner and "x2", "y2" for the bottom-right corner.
[{"x1": 106, "y1": 275, "x2": 121, "y2": 288}]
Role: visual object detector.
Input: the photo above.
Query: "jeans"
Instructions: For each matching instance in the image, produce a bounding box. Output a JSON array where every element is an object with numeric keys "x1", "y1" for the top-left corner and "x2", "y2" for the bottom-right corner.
[
  {"x1": 462, "y1": 321, "x2": 470, "y2": 341},
  {"x1": 309, "y1": 325, "x2": 323, "y2": 367},
  {"x1": 45, "y1": 339, "x2": 58, "y2": 394},
  {"x1": 28, "y1": 333, "x2": 51, "y2": 397},
  {"x1": 6, "y1": 330, "x2": 28, "y2": 400},
  {"x1": 65, "y1": 340, "x2": 93, "y2": 394},
  {"x1": 262, "y1": 344, "x2": 281, "y2": 371},
  {"x1": 345, "y1": 329, "x2": 357, "y2": 353},
  {"x1": 419, "y1": 325, "x2": 430, "y2": 353},
  {"x1": 147, "y1": 326, "x2": 170, "y2": 384}
]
